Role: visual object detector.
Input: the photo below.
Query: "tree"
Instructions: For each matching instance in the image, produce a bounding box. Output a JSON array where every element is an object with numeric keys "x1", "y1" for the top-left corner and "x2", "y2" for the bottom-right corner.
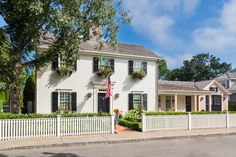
[
  {"x1": 169, "y1": 53, "x2": 232, "y2": 81},
  {"x1": 22, "y1": 72, "x2": 35, "y2": 113},
  {"x1": 158, "y1": 59, "x2": 170, "y2": 80},
  {"x1": 0, "y1": 0, "x2": 130, "y2": 113}
]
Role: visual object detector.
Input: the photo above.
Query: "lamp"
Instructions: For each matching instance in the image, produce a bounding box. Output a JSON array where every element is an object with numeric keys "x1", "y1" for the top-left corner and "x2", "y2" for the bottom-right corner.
[
  {"x1": 87, "y1": 93, "x2": 92, "y2": 99},
  {"x1": 115, "y1": 93, "x2": 119, "y2": 99}
]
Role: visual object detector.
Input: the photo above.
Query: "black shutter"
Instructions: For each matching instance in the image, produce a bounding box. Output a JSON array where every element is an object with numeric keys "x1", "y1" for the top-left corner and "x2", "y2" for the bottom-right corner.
[
  {"x1": 128, "y1": 60, "x2": 133, "y2": 75},
  {"x1": 128, "y1": 93, "x2": 133, "y2": 110},
  {"x1": 74, "y1": 60, "x2": 77, "y2": 71},
  {"x1": 52, "y1": 92, "x2": 58, "y2": 112},
  {"x1": 52, "y1": 53, "x2": 59, "y2": 70},
  {"x1": 93, "y1": 57, "x2": 99, "y2": 72},
  {"x1": 142, "y1": 62, "x2": 147, "y2": 75},
  {"x1": 143, "y1": 94, "x2": 147, "y2": 110},
  {"x1": 110, "y1": 59, "x2": 114, "y2": 72},
  {"x1": 71, "y1": 92, "x2": 77, "y2": 112}
]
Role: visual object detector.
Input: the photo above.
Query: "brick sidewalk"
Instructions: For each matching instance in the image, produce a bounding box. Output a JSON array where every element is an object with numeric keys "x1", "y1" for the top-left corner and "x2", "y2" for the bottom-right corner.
[{"x1": 1, "y1": 128, "x2": 236, "y2": 151}]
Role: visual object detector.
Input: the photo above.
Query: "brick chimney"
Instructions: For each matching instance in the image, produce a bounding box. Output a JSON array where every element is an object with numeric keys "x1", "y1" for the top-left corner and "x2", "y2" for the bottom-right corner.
[{"x1": 89, "y1": 25, "x2": 102, "y2": 39}]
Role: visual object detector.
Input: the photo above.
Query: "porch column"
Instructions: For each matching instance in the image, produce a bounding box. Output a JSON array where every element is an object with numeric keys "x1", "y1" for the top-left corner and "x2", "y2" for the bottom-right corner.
[
  {"x1": 209, "y1": 95, "x2": 212, "y2": 111},
  {"x1": 175, "y1": 94, "x2": 178, "y2": 111},
  {"x1": 198, "y1": 96, "x2": 201, "y2": 111},
  {"x1": 194, "y1": 95, "x2": 197, "y2": 112}
]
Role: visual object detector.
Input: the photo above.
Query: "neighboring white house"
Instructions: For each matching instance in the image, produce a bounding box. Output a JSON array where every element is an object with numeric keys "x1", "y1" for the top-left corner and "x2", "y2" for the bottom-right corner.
[
  {"x1": 158, "y1": 79, "x2": 230, "y2": 112},
  {"x1": 216, "y1": 72, "x2": 236, "y2": 103},
  {"x1": 36, "y1": 39, "x2": 161, "y2": 114}
]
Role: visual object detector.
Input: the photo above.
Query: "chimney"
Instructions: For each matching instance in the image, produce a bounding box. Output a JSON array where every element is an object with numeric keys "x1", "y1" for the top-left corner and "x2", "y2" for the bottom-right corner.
[{"x1": 89, "y1": 25, "x2": 102, "y2": 39}]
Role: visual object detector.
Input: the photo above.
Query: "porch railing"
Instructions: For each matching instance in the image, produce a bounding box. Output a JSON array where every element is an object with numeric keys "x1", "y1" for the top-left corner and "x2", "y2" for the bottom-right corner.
[{"x1": 0, "y1": 115, "x2": 114, "y2": 141}]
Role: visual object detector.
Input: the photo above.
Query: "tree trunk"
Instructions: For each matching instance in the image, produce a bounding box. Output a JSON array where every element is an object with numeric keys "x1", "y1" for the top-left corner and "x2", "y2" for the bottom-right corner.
[{"x1": 9, "y1": 68, "x2": 21, "y2": 114}]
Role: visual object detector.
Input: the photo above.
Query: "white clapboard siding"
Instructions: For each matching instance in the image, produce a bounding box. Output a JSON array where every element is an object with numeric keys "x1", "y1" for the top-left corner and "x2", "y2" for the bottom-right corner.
[{"x1": 0, "y1": 116, "x2": 112, "y2": 141}]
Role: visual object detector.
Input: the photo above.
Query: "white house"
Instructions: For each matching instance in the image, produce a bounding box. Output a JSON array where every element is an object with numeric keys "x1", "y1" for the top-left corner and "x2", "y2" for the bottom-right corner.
[
  {"x1": 216, "y1": 72, "x2": 236, "y2": 104},
  {"x1": 36, "y1": 39, "x2": 161, "y2": 114}
]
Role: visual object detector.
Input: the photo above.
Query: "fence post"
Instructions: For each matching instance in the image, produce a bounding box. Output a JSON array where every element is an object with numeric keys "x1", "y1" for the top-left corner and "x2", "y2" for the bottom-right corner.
[
  {"x1": 226, "y1": 111, "x2": 229, "y2": 128},
  {"x1": 141, "y1": 113, "x2": 146, "y2": 132},
  {"x1": 188, "y1": 113, "x2": 192, "y2": 130},
  {"x1": 57, "y1": 115, "x2": 61, "y2": 137},
  {"x1": 111, "y1": 114, "x2": 115, "y2": 134}
]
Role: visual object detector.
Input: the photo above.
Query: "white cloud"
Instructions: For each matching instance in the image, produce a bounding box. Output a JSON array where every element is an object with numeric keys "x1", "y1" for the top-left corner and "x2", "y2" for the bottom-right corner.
[
  {"x1": 193, "y1": 0, "x2": 236, "y2": 52},
  {"x1": 123, "y1": 0, "x2": 200, "y2": 44},
  {"x1": 163, "y1": 52, "x2": 193, "y2": 69}
]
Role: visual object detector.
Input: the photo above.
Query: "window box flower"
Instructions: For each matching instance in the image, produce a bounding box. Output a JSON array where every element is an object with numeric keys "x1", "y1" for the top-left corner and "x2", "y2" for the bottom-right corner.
[
  {"x1": 97, "y1": 66, "x2": 113, "y2": 78},
  {"x1": 132, "y1": 70, "x2": 145, "y2": 80},
  {"x1": 56, "y1": 66, "x2": 73, "y2": 76}
]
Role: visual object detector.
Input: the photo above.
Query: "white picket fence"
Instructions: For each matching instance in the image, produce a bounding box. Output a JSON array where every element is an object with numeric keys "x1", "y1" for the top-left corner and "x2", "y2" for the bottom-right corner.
[
  {"x1": 0, "y1": 115, "x2": 114, "y2": 141},
  {"x1": 142, "y1": 113, "x2": 236, "y2": 132}
]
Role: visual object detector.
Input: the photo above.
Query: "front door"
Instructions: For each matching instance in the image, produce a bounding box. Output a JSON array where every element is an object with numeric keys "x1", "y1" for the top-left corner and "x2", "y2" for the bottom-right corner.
[
  {"x1": 212, "y1": 95, "x2": 222, "y2": 111},
  {"x1": 98, "y1": 93, "x2": 110, "y2": 113},
  {"x1": 186, "y1": 96, "x2": 192, "y2": 112}
]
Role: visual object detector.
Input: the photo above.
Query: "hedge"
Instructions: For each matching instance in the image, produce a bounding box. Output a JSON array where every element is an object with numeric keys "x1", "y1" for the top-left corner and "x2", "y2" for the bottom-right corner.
[
  {"x1": 118, "y1": 119, "x2": 141, "y2": 131},
  {"x1": 145, "y1": 111, "x2": 235, "y2": 115},
  {"x1": 228, "y1": 104, "x2": 236, "y2": 111},
  {"x1": 0, "y1": 112, "x2": 111, "y2": 119},
  {"x1": 145, "y1": 112, "x2": 188, "y2": 115}
]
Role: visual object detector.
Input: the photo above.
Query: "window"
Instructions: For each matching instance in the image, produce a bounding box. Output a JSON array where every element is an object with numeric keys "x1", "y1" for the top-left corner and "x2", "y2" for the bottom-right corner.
[
  {"x1": 128, "y1": 93, "x2": 147, "y2": 110},
  {"x1": 59, "y1": 92, "x2": 71, "y2": 109},
  {"x1": 133, "y1": 61, "x2": 142, "y2": 72},
  {"x1": 93, "y1": 57, "x2": 114, "y2": 73},
  {"x1": 133, "y1": 93, "x2": 142, "y2": 108},
  {"x1": 128, "y1": 60, "x2": 147, "y2": 75},
  {"x1": 166, "y1": 96, "x2": 174, "y2": 111},
  {"x1": 59, "y1": 55, "x2": 66, "y2": 67},
  {"x1": 100, "y1": 58, "x2": 111, "y2": 68}
]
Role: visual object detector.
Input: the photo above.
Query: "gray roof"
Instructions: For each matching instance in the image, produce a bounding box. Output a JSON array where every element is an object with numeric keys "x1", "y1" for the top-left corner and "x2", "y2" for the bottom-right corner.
[
  {"x1": 39, "y1": 35, "x2": 160, "y2": 59},
  {"x1": 195, "y1": 80, "x2": 214, "y2": 90},
  {"x1": 158, "y1": 80, "x2": 205, "y2": 91},
  {"x1": 216, "y1": 72, "x2": 236, "y2": 80}
]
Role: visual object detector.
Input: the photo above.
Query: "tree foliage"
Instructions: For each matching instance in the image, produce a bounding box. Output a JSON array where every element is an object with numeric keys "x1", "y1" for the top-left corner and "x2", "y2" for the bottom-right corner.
[
  {"x1": 169, "y1": 53, "x2": 232, "y2": 81},
  {"x1": 0, "y1": 0, "x2": 130, "y2": 113},
  {"x1": 158, "y1": 59, "x2": 170, "y2": 80}
]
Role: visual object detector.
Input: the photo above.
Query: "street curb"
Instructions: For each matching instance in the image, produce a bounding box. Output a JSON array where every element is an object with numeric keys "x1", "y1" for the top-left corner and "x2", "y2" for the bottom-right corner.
[{"x1": 1, "y1": 132, "x2": 236, "y2": 151}]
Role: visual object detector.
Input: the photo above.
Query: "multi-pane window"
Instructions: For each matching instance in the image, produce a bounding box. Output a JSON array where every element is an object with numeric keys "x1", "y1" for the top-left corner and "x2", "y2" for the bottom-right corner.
[
  {"x1": 133, "y1": 93, "x2": 142, "y2": 108},
  {"x1": 158, "y1": 96, "x2": 161, "y2": 108},
  {"x1": 133, "y1": 61, "x2": 142, "y2": 72},
  {"x1": 59, "y1": 55, "x2": 66, "y2": 67},
  {"x1": 59, "y1": 92, "x2": 71, "y2": 109},
  {"x1": 166, "y1": 96, "x2": 174, "y2": 111},
  {"x1": 100, "y1": 58, "x2": 110, "y2": 68}
]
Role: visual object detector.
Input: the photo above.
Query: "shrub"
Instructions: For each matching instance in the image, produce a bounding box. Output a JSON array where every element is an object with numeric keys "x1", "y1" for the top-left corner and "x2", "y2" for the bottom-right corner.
[
  {"x1": 145, "y1": 112, "x2": 188, "y2": 115},
  {"x1": 228, "y1": 104, "x2": 236, "y2": 111},
  {"x1": 118, "y1": 119, "x2": 140, "y2": 131},
  {"x1": 0, "y1": 112, "x2": 111, "y2": 119},
  {"x1": 123, "y1": 105, "x2": 144, "y2": 122}
]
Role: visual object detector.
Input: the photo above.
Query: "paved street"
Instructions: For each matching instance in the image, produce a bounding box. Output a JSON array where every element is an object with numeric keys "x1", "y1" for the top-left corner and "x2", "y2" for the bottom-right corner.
[{"x1": 1, "y1": 135, "x2": 236, "y2": 157}]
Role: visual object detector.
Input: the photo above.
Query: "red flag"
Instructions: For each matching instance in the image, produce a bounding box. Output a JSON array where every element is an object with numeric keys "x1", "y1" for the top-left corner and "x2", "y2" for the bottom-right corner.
[{"x1": 105, "y1": 75, "x2": 112, "y2": 99}]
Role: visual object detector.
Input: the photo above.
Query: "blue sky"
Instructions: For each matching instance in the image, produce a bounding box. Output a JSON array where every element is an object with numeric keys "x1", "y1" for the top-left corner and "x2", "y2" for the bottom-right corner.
[
  {"x1": 1, "y1": 0, "x2": 235, "y2": 69},
  {"x1": 118, "y1": 0, "x2": 236, "y2": 69}
]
